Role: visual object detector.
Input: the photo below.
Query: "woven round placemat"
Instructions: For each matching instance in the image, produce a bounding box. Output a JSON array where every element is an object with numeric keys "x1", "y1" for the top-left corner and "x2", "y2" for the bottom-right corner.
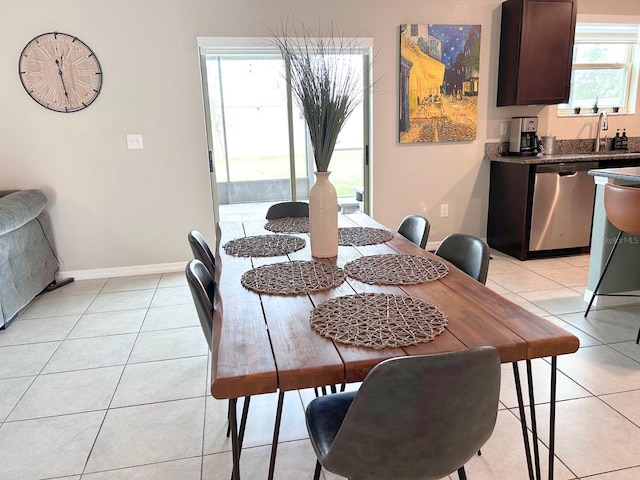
[
  {"x1": 310, "y1": 293, "x2": 447, "y2": 349},
  {"x1": 241, "y1": 260, "x2": 345, "y2": 295},
  {"x1": 344, "y1": 254, "x2": 449, "y2": 285},
  {"x1": 264, "y1": 217, "x2": 310, "y2": 234},
  {"x1": 338, "y1": 227, "x2": 393, "y2": 246},
  {"x1": 223, "y1": 234, "x2": 306, "y2": 257}
]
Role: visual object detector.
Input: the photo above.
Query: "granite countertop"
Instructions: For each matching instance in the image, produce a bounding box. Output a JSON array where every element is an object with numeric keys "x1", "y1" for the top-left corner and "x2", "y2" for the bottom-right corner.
[
  {"x1": 588, "y1": 166, "x2": 640, "y2": 182},
  {"x1": 485, "y1": 138, "x2": 640, "y2": 164}
]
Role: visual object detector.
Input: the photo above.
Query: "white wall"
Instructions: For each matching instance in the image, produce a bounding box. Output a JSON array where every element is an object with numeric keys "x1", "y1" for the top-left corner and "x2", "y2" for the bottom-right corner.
[{"x1": 1, "y1": 0, "x2": 637, "y2": 277}]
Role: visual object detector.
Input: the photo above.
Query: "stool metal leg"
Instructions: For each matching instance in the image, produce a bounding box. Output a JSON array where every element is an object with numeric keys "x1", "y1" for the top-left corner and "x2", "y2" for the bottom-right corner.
[{"x1": 585, "y1": 230, "x2": 622, "y2": 317}]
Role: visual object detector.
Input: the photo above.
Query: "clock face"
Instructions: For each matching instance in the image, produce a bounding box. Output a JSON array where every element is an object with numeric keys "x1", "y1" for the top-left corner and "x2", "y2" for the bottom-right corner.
[{"x1": 18, "y1": 32, "x2": 102, "y2": 113}]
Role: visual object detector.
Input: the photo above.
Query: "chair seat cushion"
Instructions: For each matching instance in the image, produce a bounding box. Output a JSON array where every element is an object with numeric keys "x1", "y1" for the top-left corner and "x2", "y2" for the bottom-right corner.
[{"x1": 306, "y1": 391, "x2": 356, "y2": 459}]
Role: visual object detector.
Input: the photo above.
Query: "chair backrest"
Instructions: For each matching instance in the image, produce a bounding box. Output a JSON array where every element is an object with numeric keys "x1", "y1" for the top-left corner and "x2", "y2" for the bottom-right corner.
[
  {"x1": 397, "y1": 214, "x2": 430, "y2": 249},
  {"x1": 321, "y1": 347, "x2": 501, "y2": 480},
  {"x1": 185, "y1": 259, "x2": 215, "y2": 349},
  {"x1": 266, "y1": 201, "x2": 309, "y2": 220},
  {"x1": 435, "y1": 233, "x2": 490, "y2": 284},
  {"x1": 604, "y1": 183, "x2": 640, "y2": 236},
  {"x1": 188, "y1": 230, "x2": 216, "y2": 278}
]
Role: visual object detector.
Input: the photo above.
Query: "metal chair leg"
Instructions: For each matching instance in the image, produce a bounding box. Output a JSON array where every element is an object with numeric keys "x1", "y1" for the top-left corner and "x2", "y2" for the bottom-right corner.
[
  {"x1": 457, "y1": 466, "x2": 467, "y2": 480},
  {"x1": 313, "y1": 460, "x2": 322, "y2": 480},
  {"x1": 585, "y1": 230, "x2": 622, "y2": 317}
]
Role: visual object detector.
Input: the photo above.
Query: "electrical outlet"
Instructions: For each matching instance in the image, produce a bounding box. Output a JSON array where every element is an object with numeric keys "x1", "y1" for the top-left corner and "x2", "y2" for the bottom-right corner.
[
  {"x1": 500, "y1": 122, "x2": 509, "y2": 137},
  {"x1": 126, "y1": 134, "x2": 144, "y2": 150},
  {"x1": 440, "y1": 204, "x2": 449, "y2": 218}
]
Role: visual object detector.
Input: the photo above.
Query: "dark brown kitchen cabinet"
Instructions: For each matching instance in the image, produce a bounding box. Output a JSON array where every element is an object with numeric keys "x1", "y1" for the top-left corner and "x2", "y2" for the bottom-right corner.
[{"x1": 497, "y1": 0, "x2": 577, "y2": 106}]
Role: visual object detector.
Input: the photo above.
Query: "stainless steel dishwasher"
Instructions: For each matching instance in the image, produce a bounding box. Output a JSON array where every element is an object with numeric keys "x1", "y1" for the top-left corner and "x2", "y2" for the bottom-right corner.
[{"x1": 529, "y1": 162, "x2": 598, "y2": 251}]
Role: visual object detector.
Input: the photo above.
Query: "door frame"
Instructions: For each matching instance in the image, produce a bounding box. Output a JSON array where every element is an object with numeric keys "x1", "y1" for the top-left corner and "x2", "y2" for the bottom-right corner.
[{"x1": 197, "y1": 36, "x2": 373, "y2": 223}]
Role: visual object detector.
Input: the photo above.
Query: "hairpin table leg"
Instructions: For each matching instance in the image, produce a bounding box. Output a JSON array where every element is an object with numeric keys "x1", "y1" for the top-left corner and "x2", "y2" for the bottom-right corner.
[
  {"x1": 229, "y1": 398, "x2": 241, "y2": 480},
  {"x1": 549, "y1": 356, "x2": 558, "y2": 480},
  {"x1": 267, "y1": 391, "x2": 285, "y2": 480},
  {"x1": 513, "y1": 361, "x2": 535, "y2": 480}
]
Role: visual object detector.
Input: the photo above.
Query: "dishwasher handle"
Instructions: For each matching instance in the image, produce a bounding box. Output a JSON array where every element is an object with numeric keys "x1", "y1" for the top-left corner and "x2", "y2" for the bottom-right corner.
[{"x1": 535, "y1": 162, "x2": 599, "y2": 175}]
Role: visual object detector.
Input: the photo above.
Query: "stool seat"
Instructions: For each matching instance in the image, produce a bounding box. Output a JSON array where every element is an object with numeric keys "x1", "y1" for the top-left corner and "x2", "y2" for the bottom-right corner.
[{"x1": 605, "y1": 183, "x2": 640, "y2": 235}]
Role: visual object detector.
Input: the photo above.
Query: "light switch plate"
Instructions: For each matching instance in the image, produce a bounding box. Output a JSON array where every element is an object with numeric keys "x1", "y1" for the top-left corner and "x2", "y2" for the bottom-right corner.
[{"x1": 126, "y1": 134, "x2": 144, "y2": 149}]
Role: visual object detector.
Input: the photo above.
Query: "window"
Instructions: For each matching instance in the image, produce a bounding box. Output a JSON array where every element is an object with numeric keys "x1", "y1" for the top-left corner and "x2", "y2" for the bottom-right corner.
[{"x1": 559, "y1": 22, "x2": 639, "y2": 115}]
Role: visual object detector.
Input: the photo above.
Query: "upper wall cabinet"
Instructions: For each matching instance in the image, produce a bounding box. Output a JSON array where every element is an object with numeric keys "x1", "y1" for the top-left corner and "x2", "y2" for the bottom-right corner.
[{"x1": 497, "y1": 0, "x2": 577, "y2": 106}]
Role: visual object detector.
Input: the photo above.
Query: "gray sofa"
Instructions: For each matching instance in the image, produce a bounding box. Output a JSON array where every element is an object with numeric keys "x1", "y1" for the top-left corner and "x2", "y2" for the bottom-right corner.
[{"x1": 0, "y1": 189, "x2": 59, "y2": 328}]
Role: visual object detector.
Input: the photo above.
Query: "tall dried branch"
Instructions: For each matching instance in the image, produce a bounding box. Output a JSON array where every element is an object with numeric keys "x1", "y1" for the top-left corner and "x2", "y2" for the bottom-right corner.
[{"x1": 271, "y1": 19, "x2": 365, "y2": 172}]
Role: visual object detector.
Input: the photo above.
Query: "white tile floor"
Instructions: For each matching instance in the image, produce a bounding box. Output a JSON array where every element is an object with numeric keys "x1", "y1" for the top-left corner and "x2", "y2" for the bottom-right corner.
[{"x1": 1, "y1": 251, "x2": 640, "y2": 479}]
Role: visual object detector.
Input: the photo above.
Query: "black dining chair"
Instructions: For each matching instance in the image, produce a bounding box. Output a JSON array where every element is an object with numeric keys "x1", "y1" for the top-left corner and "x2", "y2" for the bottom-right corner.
[
  {"x1": 185, "y1": 259, "x2": 251, "y2": 449},
  {"x1": 435, "y1": 233, "x2": 490, "y2": 284},
  {"x1": 305, "y1": 347, "x2": 501, "y2": 480},
  {"x1": 397, "y1": 214, "x2": 430, "y2": 249},
  {"x1": 266, "y1": 201, "x2": 309, "y2": 220},
  {"x1": 188, "y1": 230, "x2": 216, "y2": 280}
]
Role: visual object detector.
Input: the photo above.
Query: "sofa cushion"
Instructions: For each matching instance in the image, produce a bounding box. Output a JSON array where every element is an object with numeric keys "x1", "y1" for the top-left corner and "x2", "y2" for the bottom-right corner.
[{"x1": 0, "y1": 189, "x2": 48, "y2": 236}]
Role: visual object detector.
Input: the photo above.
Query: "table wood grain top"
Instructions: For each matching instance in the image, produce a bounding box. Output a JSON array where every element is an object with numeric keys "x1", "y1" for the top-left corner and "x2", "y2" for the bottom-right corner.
[{"x1": 210, "y1": 214, "x2": 579, "y2": 400}]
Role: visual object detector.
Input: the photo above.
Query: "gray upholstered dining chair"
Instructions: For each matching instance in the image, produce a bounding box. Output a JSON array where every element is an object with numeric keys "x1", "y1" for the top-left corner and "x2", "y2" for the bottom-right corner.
[
  {"x1": 305, "y1": 347, "x2": 501, "y2": 480},
  {"x1": 188, "y1": 230, "x2": 216, "y2": 280},
  {"x1": 266, "y1": 201, "x2": 309, "y2": 219},
  {"x1": 397, "y1": 214, "x2": 430, "y2": 249},
  {"x1": 435, "y1": 233, "x2": 490, "y2": 284},
  {"x1": 185, "y1": 259, "x2": 251, "y2": 446}
]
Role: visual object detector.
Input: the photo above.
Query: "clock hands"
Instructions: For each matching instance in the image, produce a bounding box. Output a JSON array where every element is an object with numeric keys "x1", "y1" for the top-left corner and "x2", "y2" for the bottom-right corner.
[
  {"x1": 55, "y1": 57, "x2": 69, "y2": 100},
  {"x1": 53, "y1": 37, "x2": 69, "y2": 101}
]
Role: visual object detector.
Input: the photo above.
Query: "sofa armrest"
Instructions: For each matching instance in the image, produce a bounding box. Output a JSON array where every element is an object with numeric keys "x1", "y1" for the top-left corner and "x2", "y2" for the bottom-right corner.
[
  {"x1": 0, "y1": 189, "x2": 48, "y2": 236},
  {"x1": 0, "y1": 190, "x2": 20, "y2": 199}
]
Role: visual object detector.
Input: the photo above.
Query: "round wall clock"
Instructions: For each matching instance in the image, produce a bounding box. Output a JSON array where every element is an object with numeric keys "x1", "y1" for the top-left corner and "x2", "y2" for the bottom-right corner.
[{"x1": 18, "y1": 31, "x2": 102, "y2": 113}]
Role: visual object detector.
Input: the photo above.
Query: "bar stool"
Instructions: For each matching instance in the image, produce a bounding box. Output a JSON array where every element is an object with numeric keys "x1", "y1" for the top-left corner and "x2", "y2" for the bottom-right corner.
[{"x1": 584, "y1": 183, "x2": 640, "y2": 343}]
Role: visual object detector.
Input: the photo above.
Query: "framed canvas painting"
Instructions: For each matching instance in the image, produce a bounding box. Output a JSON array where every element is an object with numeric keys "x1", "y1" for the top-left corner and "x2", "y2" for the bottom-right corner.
[{"x1": 399, "y1": 24, "x2": 481, "y2": 143}]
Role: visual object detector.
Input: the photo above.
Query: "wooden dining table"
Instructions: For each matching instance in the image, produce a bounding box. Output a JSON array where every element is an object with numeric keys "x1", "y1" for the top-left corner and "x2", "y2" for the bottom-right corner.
[{"x1": 210, "y1": 213, "x2": 580, "y2": 480}]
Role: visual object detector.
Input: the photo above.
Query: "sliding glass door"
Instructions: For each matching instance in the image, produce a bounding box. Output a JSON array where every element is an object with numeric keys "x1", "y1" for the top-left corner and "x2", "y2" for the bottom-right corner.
[{"x1": 199, "y1": 38, "x2": 371, "y2": 222}]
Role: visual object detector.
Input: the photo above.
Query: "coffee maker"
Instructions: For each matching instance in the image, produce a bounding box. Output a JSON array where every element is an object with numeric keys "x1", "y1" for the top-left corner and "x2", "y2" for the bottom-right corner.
[{"x1": 509, "y1": 116, "x2": 540, "y2": 155}]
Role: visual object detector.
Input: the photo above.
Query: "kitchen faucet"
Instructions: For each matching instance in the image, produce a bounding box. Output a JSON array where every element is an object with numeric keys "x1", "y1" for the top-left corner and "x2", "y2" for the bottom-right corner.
[{"x1": 594, "y1": 111, "x2": 608, "y2": 152}]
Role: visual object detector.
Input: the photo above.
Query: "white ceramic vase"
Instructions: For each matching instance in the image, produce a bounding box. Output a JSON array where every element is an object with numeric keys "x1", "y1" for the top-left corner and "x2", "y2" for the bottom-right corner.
[{"x1": 309, "y1": 171, "x2": 339, "y2": 258}]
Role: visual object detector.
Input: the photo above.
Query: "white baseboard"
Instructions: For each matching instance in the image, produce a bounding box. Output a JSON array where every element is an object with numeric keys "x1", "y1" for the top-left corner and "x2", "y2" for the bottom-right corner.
[{"x1": 59, "y1": 262, "x2": 187, "y2": 281}]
